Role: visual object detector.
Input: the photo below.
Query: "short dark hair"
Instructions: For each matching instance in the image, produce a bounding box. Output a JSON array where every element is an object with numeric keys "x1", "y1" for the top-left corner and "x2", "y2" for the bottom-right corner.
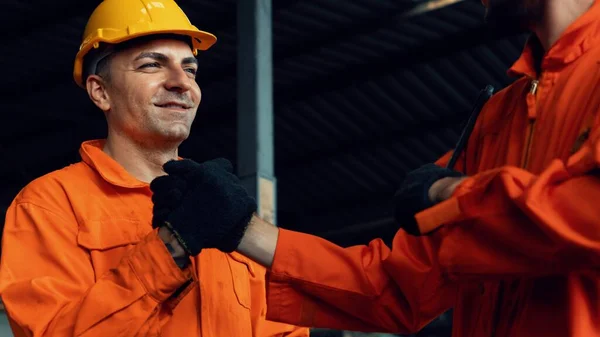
[{"x1": 82, "y1": 34, "x2": 194, "y2": 84}]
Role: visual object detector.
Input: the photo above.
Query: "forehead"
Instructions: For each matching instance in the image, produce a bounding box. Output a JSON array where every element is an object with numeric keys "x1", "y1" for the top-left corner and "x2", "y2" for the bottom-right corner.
[{"x1": 116, "y1": 38, "x2": 196, "y2": 62}]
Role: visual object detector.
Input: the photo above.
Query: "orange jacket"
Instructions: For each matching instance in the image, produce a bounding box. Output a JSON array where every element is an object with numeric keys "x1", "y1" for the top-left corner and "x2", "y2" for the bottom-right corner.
[
  {"x1": 263, "y1": 3, "x2": 600, "y2": 337},
  {"x1": 0, "y1": 140, "x2": 308, "y2": 337}
]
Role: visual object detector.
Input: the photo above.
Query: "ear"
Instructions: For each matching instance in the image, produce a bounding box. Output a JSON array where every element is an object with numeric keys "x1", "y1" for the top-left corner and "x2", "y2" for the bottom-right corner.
[{"x1": 86, "y1": 75, "x2": 111, "y2": 111}]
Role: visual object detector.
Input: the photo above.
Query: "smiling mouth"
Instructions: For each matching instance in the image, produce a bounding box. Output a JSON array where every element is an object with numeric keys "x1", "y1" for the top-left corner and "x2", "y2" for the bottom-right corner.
[{"x1": 155, "y1": 103, "x2": 190, "y2": 109}]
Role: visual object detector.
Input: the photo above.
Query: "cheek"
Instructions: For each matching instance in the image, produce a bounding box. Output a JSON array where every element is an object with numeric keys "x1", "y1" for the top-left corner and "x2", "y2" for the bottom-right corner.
[
  {"x1": 111, "y1": 86, "x2": 153, "y2": 123},
  {"x1": 126, "y1": 83, "x2": 156, "y2": 110},
  {"x1": 193, "y1": 83, "x2": 202, "y2": 105}
]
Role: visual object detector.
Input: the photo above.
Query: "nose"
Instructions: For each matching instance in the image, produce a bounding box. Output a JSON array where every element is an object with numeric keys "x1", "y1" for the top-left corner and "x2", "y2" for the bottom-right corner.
[{"x1": 165, "y1": 67, "x2": 193, "y2": 92}]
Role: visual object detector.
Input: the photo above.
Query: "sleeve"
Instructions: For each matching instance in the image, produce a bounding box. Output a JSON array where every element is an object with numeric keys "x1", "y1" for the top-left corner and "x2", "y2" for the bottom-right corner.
[
  {"x1": 264, "y1": 228, "x2": 457, "y2": 334},
  {"x1": 414, "y1": 117, "x2": 600, "y2": 280},
  {"x1": 247, "y1": 259, "x2": 310, "y2": 337},
  {"x1": 0, "y1": 201, "x2": 195, "y2": 337}
]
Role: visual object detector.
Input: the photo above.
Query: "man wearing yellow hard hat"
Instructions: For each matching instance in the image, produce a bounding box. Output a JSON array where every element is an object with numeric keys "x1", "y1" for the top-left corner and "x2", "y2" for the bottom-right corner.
[{"x1": 0, "y1": 1, "x2": 308, "y2": 336}]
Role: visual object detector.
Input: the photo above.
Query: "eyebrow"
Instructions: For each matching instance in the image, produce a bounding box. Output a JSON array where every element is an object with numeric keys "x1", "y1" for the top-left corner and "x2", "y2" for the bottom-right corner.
[
  {"x1": 182, "y1": 57, "x2": 198, "y2": 66},
  {"x1": 134, "y1": 52, "x2": 198, "y2": 66}
]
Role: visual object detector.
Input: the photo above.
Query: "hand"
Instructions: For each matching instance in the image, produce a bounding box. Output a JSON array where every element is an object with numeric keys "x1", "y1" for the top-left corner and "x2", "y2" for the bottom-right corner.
[
  {"x1": 150, "y1": 171, "x2": 188, "y2": 230},
  {"x1": 150, "y1": 158, "x2": 257, "y2": 256},
  {"x1": 428, "y1": 176, "x2": 467, "y2": 203},
  {"x1": 393, "y1": 163, "x2": 464, "y2": 235},
  {"x1": 150, "y1": 169, "x2": 190, "y2": 266}
]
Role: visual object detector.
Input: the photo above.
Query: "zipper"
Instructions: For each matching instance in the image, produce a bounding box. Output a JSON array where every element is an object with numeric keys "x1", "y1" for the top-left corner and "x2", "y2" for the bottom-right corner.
[
  {"x1": 521, "y1": 121, "x2": 536, "y2": 169},
  {"x1": 520, "y1": 79, "x2": 540, "y2": 169},
  {"x1": 490, "y1": 78, "x2": 540, "y2": 337}
]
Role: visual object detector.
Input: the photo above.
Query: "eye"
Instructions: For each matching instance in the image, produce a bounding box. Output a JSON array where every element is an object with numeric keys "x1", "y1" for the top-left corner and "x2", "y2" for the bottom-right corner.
[
  {"x1": 185, "y1": 68, "x2": 197, "y2": 75},
  {"x1": 139, "y1": 62, "x2": 160, "y2": 69}
]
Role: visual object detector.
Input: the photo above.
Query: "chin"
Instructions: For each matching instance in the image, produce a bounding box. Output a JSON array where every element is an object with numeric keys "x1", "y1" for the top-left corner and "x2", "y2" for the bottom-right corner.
[
  {"x1": 154, "y1": 127, "x2": 191, "y2": 145},
  {"x1": 164, "y1": 131, "x2": 190, "y2": 143}
]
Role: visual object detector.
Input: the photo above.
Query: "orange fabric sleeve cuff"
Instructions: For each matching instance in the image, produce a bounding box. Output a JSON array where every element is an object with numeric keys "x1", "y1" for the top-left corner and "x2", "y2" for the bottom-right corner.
[
  {"x1": 265, "y1": 228, "x2": 307, "y2": 325},
  {"x1": 415, "y1": 198, "x2": 462, "y2": 234},
  {"x1": 270, "y1": 228, "x2": 294, "y2": 276},
  {"x1": 415, "y1": 177, "x2": 477, "y2": 234},
  {"x1": 126, "y1": 230, "x2": 194, "y2": 303}
]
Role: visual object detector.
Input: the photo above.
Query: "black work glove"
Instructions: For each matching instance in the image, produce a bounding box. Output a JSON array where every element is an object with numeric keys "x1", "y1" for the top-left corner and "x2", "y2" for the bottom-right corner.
[
  {"x1": 150, "y1": 173, "x2": 188, "y2": 230},
  {"x1": 150, "y1": 173, "x2": 193, "y2": 268},
  {"x1": 393, "y1": 163, "x2": 464, "y2": 236},
  {"x1": 150, "y1": 158, "x2": 257, "y2": 256}
]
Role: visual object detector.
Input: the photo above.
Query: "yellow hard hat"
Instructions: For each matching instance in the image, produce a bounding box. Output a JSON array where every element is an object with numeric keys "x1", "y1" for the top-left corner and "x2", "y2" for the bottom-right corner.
[{"x1": 73, "y1": 0, "x2": 217, "y2": 88}]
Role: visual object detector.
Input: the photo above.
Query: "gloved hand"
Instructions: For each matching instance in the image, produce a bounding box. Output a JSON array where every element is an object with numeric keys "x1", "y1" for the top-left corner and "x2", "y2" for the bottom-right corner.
[
  {"x1": 393, "y1": 163, "x2": 464, "y2": 235},
  {"x1": 150, "y1": 158, "x2": 257, "y2": 256},
  {"x1": 150, "y1": 173, "x2": 188, "y2": 230}
]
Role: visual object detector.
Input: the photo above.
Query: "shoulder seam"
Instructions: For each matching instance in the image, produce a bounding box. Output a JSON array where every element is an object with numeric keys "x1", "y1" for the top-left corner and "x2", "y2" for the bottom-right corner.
[{"x1": 11, "y1": 200, "x2": 74, "y2": 225}]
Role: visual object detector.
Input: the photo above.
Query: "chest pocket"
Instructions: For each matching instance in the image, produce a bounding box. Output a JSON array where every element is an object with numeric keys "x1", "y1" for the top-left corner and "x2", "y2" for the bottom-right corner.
[
  {"x1": 77, "y1": 218, "x2": 145, "y2": 280},
  {"x1": 227, "y1": 252, "x2": 255, "y2": 310}
]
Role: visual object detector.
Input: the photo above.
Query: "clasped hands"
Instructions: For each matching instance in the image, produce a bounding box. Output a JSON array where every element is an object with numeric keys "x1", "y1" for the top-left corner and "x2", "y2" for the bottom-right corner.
[
  {"x1": 393, "y1": 163, "x2": 466, "y2": 235},
  {"x1": 149, "y1": 158, "x2": 467, "y2": 261},
  {"x1": 150, "y1": 158, "x2": 257, "y2": 258}
]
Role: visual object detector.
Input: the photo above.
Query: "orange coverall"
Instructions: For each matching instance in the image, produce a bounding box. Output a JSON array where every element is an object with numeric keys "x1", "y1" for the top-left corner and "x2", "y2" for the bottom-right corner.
[
  {"x1": 0, "y1": 140, "x2": 308, "y2": 337},
  {"x1": 263, "y1": 3, "x2": 600, "y2": 336}
]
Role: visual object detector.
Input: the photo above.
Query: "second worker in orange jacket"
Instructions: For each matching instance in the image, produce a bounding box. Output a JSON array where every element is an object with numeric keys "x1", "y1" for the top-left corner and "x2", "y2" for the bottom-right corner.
[{"x1": 150, "y1": 0, "x2": 600, "y2": 336}]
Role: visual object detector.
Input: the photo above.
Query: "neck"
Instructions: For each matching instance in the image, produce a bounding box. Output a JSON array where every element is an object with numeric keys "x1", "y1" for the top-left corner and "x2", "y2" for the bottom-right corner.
[
  {"x1": 103, "y1": 130, "x2": 180, "y2": 183},
  {"x1": 533, "y1": 0, "x2": 595, "y2": 51}
]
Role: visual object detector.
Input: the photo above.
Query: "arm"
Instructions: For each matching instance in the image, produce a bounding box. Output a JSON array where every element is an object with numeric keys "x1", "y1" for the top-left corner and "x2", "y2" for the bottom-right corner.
[
  {"x1": 0, "y1": 201, "x2": 194, "y2": 337},
  {"x1": 415, "y1": 123, "x2": 600, "y2": 280},
  {"x1": 156, "y1": 157, "x2": 456, "y2": 333},
  {"x1": 238, "y1": 217, "x2": 456, "y2": 333}
]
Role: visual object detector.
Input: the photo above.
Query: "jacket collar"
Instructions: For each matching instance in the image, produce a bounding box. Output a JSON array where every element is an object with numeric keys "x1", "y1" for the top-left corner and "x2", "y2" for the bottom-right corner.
[
  {"x1": 509, "y1": 0, "x2": 600, "y2": 78},
  {"x1": 79, "y1": 139, "x2": 148, "y2": 188}
]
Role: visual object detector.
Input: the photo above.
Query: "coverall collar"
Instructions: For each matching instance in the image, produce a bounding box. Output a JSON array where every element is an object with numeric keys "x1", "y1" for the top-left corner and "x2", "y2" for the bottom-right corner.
[
  {"x1": 509, "y1": 0, "x2": 600, "y2": 78},
  {"x1": 80, "y1": 139, "x2": 149, "y2": 188}
]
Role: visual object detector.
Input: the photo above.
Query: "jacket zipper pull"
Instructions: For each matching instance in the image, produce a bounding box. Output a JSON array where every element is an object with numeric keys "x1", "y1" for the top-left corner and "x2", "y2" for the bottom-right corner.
[
  {"x1": 521, "y1": 79, "x2": 539, "y2": 168},
  {"x1": 529, "y1": 79, "x2": 539, "y2": 96}
]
